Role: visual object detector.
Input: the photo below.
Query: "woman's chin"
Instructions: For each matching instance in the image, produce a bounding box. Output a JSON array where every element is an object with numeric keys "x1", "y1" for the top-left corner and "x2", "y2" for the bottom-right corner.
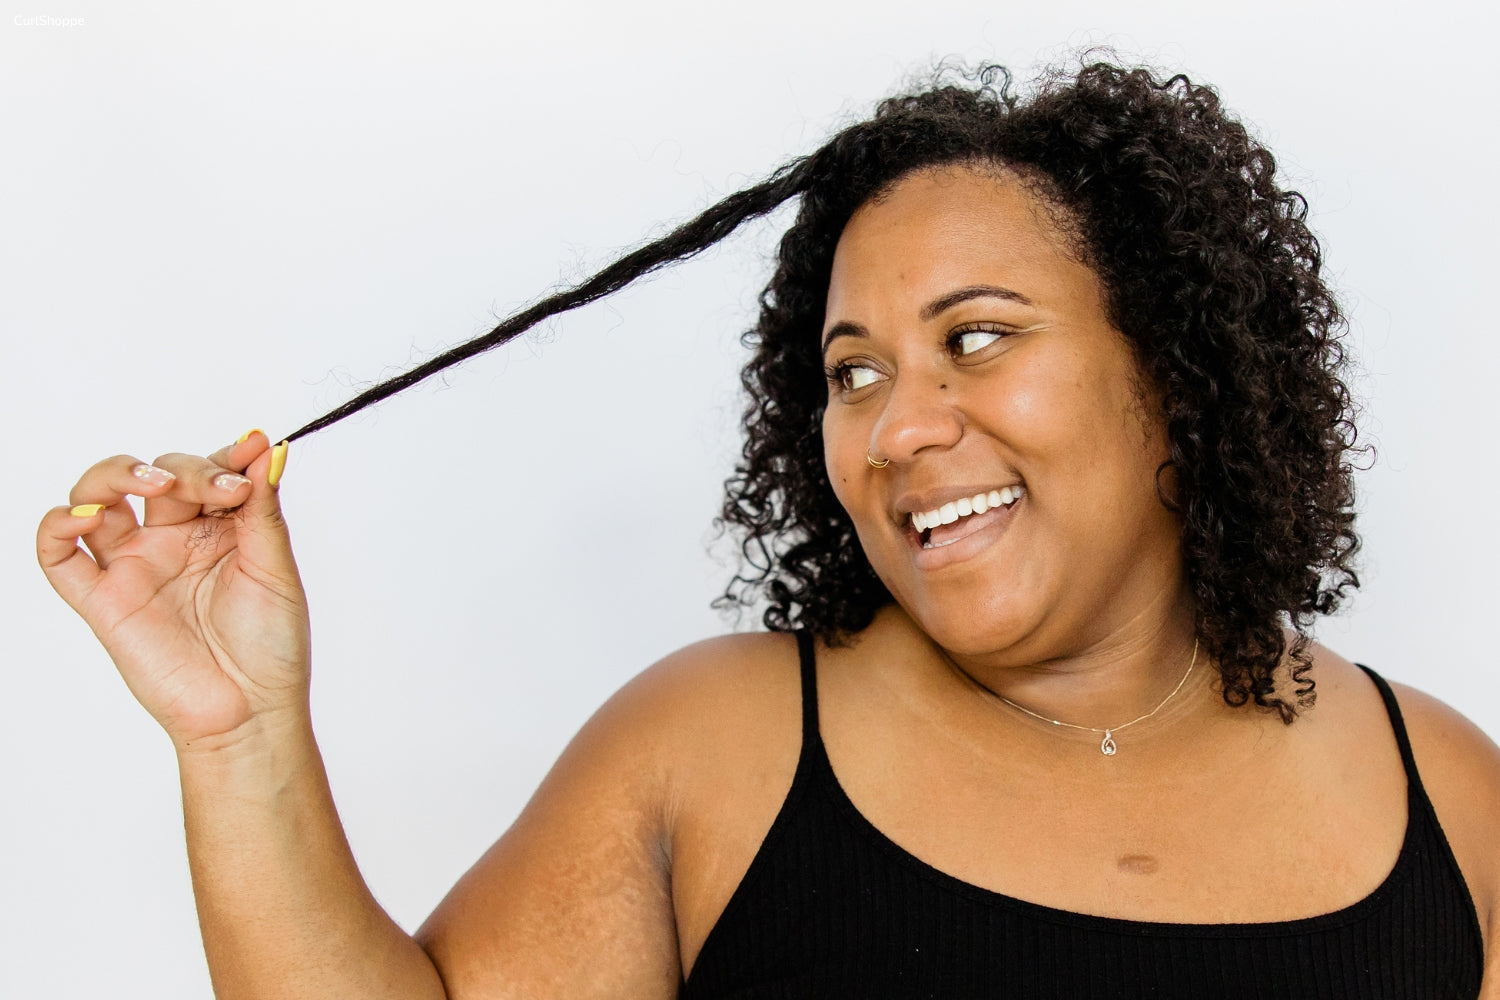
[{"x1": 883, "y1": 590, "x2": 1042, "y2": 660}]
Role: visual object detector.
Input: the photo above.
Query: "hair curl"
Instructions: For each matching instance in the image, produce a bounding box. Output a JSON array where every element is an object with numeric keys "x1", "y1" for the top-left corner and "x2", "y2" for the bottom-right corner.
[{"x1": 715, "y1": 62, "x2": 1363, "y2": 721}]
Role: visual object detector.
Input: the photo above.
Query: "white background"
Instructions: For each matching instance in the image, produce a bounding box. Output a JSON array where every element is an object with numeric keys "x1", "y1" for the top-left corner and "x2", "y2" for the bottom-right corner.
[{"x1": 3, "y1": 0, "x2": 1496, "y2": 995}]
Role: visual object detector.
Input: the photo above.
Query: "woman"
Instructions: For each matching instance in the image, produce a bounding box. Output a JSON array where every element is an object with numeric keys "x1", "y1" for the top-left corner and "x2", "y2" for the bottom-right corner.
[{"x1": 37, "y1": 62, "x2": 1500, "y2": 997}]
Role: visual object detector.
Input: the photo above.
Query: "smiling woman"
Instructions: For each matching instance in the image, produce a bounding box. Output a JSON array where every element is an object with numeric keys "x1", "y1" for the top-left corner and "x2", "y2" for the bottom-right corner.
[
  {"x1": 37, "y1": 61, "x2": 1500, "y2": 999},
  {"x1": 819, "y1": 169, "x2": 1180, "y2": 663}
]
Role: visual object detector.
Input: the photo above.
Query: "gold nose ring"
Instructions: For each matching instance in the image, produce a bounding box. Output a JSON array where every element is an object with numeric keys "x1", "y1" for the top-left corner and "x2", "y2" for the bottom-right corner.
[{"x1": 867, "y1": 451, "x2": 890, "y2": 469}]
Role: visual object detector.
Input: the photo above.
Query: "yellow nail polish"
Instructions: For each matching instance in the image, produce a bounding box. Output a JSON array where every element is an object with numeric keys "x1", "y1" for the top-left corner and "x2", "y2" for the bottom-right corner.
[
  {"x1": 237, "y1": 428, "x2": 264, "y2": 444},
  {"x1": 267, "y1": 440, "x2": 289, "y2": 488},
  {"x1": 70, "y1": 504, "x2": 106, "y2": 518}
]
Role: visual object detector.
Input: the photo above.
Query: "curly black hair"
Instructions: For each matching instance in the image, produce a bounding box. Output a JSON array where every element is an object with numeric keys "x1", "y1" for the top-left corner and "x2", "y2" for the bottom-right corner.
[
  {"x1": 716, "y1": 63, "x2": 1362, "y2": 722},
  {"x1": 285, "y1": 59, "x2": 1361, "y2": 722}
]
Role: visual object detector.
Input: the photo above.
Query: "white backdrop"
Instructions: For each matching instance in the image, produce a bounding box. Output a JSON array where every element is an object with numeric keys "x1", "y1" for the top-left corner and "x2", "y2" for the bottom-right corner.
[{"x1": 4, "y1": 1, "x2": 1496, "y2": 995}]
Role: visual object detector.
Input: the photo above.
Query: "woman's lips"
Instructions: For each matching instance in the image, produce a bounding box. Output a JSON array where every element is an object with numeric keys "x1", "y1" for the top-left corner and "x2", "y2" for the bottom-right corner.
[
  {"x1": 907, "y1": 486, "x2": 1024, "y2": 534},
  {"x1": 923, "y1": 502, "x2": 1009, "y2": 548},
  {"x1": 907, "y1": 494, "x2": 1022, "y2": 569}
]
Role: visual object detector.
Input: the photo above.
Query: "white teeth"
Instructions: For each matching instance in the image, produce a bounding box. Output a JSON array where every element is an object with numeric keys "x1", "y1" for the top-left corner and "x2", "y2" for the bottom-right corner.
[{"x1": 909, "y1": 485, "x2": 1024, "y2": 537}]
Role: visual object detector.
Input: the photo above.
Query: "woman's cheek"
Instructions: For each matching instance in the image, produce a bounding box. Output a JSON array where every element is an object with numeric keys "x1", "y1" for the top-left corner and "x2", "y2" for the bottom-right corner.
[{"x1": 822, "y1": 415, "x2": 858, "y2": 509}]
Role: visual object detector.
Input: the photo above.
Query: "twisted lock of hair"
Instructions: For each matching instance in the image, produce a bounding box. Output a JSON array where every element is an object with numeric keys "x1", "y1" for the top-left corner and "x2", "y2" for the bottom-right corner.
[
  {"x1": 278, "y1": 158, "x2": 817, "y2": 444},
  {"x1": 263, "y1": 60, "x2": 1365, "y2": 726}
]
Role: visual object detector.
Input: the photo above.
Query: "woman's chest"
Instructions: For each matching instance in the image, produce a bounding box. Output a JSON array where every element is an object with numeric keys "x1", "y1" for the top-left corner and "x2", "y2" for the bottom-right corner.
[
  {"x1": 824, "y1": 741, "x2": 1408, "y2": 923},
  {"x1": 669, "y1": 687, "x2": 1411, "y2": 975},
  {"x1": 670, "y1": 733, "x2": 1459, "y2": 999}
]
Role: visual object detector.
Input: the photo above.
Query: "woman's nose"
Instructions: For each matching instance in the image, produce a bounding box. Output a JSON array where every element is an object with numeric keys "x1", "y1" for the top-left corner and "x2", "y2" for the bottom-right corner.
[{"x1": 868, "y1": 375, "x2": 965, "y2": 464}]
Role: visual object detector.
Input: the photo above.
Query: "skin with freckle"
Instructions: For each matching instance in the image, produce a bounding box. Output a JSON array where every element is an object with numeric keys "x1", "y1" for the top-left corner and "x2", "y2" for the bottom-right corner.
[{"x1": 1117, "y1": 855, "x2": 1160, "y2": 876}]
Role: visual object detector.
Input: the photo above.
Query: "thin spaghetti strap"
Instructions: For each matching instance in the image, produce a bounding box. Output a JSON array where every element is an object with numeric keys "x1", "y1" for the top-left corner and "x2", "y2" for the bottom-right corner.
[
  {"x1": 795, "y1": 629, "x2": 820, "y2": 745},
  {"x1": 1356, "y1": 663, "x2": 1421, "y2": 784},
  {"x1": 1354, "y1": 662, "x2": 1486, "y2": 961}
]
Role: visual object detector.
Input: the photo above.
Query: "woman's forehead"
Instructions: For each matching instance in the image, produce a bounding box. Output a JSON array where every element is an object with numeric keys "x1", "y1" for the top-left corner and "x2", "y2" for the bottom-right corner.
[{"x1": 826, "y1": 166, "x2": 1096, "y2": 320}]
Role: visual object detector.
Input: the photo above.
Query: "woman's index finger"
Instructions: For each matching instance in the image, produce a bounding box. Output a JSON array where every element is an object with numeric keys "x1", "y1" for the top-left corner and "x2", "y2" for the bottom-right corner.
[{"x1": 208, "y1": 429, "x2": 271, "y2": 472}]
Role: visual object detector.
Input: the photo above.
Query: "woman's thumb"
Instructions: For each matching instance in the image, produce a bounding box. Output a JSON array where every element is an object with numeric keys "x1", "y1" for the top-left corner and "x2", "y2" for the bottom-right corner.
[{"x1": 233, "y1": 441, "x2": 300, "y2": 582}]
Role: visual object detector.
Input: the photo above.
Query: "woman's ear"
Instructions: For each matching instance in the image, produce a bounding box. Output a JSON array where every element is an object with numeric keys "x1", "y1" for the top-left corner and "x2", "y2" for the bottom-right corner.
[{"x1": 1154, "y1": 459, "x2": 1183, "y2": 514}]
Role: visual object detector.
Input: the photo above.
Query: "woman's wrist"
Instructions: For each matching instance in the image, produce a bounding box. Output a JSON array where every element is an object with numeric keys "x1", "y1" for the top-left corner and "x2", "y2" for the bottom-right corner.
[{"x1": 174, "y1": 700, "x2": 318, "y2": 785}]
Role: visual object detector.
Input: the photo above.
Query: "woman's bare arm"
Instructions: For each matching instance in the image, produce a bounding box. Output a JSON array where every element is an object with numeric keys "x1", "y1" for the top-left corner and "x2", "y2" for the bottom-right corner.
[
  {"x1": 178, "y1": 715, "x2": 447, "y2": 1000},
  {"x1": 178, "y1": 644, "x2": 700, "y2": 1000},
  {"x1": 414, "y1": 630, "x2": 806, "y2": 997},
  {"x1": 38, "y1": 436, "x2": 447, "y2": 998},
  {"x1": 40, "y1": 433, "x2": 700, "y2": 998},
  {"x1": 414, "y1": 650, "x2": 702, "y2": 997}
]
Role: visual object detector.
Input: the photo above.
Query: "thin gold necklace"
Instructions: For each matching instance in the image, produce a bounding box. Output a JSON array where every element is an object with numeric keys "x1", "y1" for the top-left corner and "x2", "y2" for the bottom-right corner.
[{"x1": 985, "y1": 638, "x2": 1200, "y2": 756}]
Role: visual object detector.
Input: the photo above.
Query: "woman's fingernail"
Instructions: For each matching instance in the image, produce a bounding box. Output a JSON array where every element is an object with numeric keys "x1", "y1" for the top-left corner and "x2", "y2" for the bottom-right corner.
[
  {"x1": 131, "y1": 463, "x2": 177, "y2": 488},
  {"x1": 267, "y1": 440, "x2": 289, "y2": 488},
  {"x1": 213, "y1": 472, "x2": 252, "y2": 492},
  {"x1": 236, "y1": 428, "x2": 264, "y2": 444},
  {"x1": 70, "y1": 504, "x2": 106, "y2": 518}
]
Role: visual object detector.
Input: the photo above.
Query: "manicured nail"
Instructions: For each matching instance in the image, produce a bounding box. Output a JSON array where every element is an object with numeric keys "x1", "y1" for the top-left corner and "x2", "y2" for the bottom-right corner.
[
  {"x1": 70, "y1": 504, "x2": 106, "y2": 518},
  {"x1": 213, "y1": 472, "x2": 252, "y2": 492},
  {"x1": 236, "y1": 428, "x2": 264, "y2": 444},
  {"x1": 267, "y1": 440, "x2": 289, "y2": 488},
  {"x1": 131, "y1": 463, "x2": 176, "y2": 488}
]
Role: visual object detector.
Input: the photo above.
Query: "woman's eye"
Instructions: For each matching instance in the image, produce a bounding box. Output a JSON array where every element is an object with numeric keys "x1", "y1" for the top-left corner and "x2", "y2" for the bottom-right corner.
[
  {"x1": 955, "y1": 329, "x2": 1003, "y2": 355},
  {"x1": 825, "y1": 361, "x2": 883, "y2": 394}
]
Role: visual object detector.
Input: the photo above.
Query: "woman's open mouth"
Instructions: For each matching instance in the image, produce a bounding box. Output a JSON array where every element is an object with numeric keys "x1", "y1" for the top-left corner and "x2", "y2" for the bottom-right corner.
[{"x1": 909, "y1": 486, "x2": 1025, "y2": 549}]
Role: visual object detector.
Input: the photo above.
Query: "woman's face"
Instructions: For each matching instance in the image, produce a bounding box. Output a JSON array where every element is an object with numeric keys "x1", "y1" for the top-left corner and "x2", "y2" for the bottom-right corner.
[{"x1": 821, "y1": 165, "x2": 1184, "y2": 661}]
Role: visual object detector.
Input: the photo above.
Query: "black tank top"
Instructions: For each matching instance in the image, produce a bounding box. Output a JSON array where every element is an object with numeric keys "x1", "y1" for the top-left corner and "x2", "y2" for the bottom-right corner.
[{"x1": 680, "y1": 631, "x2": 1485, "y2": 999}]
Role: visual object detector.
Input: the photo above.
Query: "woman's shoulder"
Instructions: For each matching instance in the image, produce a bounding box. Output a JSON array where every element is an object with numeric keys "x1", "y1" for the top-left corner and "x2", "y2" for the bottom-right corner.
[
  {"x1": 599, "y1": 632, "x2": 808, "y2": 967},
  {"x1": 416, "y1": 632, "x2": 808, "y2": 988},
  {"x1": 1308, "y1": 645, "x2": 1500, "y2": 961},
  {"x1": 598, "y1": 630, "x2": 807, "y2": 822},
  {"x1": 1379, "y1": 670, "x2": 1500, "y2": 949},
  {"x1": 605, "y1": 631, "x2": 804, "y2": 747}
]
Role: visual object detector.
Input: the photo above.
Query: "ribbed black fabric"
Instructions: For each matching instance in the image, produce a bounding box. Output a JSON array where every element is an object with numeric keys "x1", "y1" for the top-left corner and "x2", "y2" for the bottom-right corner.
[{"x1": 680, "y1": 631, "x2": 1484, "y2": 999}]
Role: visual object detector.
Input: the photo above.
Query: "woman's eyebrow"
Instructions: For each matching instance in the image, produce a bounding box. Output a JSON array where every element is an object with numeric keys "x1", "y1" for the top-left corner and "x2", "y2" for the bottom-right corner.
[
  {"x1": 920, "y1": 284, "x2": 1033, "y2": 320},
  {"x1": 820, "y1": 320, "x2": 867, "y2": 356},
  {"x1": 821, "y1": 284, "x2": 1034, "y2": 355}
]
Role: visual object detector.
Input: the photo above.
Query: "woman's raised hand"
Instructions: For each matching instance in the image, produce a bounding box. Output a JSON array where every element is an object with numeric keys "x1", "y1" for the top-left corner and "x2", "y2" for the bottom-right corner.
[{"x1": 37, "y1": 431, "x2": 311, "y2": 751}]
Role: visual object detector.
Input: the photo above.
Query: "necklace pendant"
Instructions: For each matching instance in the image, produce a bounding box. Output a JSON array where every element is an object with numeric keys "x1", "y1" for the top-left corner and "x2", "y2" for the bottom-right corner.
[{"x1": 1100, "y1": 730, "x2": 1118, "y2": 756}]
